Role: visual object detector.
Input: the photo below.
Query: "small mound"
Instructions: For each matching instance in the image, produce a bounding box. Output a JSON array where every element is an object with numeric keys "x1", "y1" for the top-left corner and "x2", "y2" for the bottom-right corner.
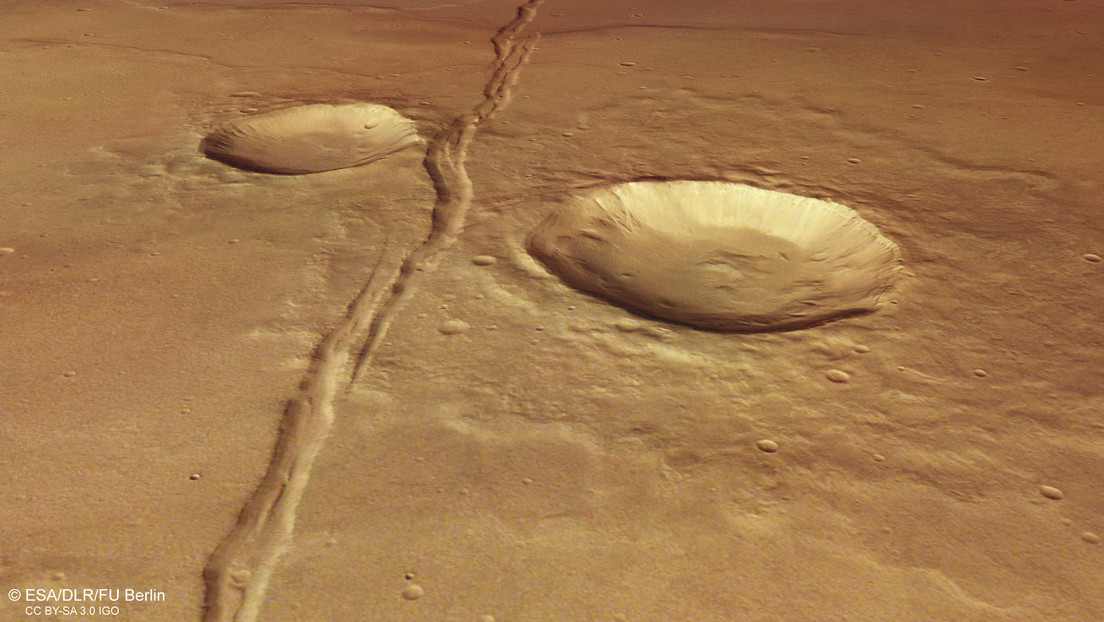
[
  {"x1": 528, "y1": 181, "x2": 901, "y2": 332},
  {"x1": 201, "y1": 103, "x2": 420, "y2": 174}
]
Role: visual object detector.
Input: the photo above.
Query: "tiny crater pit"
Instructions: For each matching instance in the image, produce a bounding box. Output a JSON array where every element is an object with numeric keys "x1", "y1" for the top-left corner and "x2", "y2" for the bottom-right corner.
[{"x1": 528, "y1": 180, "x2": 902, "y2": 332}]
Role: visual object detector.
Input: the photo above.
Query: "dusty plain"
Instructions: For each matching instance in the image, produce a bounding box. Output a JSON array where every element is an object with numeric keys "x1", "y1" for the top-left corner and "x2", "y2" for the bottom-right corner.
[{"x1": 1, "y1": 0, "x2": 1102, "y2": 620}]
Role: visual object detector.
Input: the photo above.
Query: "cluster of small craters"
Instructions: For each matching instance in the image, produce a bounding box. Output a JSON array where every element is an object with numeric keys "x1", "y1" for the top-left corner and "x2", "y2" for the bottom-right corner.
[
  {"x1": 400, "y1": 572, "x2": 424, "y2": 601},
  {"x1": 1039, "y1": 487, "x2": 1101, "y2": 544}
]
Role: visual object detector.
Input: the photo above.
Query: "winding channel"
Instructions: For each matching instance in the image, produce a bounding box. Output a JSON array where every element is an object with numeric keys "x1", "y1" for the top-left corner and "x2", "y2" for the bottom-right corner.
[{"x1": 201, "y1": 2, "x2": 544, "y2": 620}]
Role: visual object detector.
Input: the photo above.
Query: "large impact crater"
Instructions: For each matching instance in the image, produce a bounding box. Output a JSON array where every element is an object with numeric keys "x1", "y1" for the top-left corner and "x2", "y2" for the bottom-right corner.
[
  {"x1": 528, "y1": 181, "x2": 902, "y2": 332},
  {"x1": 201, "y1": 102, "x2": 420, "y2": 174}
]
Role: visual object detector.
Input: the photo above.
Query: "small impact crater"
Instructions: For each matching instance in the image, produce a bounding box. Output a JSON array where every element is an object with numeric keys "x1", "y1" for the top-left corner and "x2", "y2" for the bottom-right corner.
[
  {"x1": 528, "y1": 181, "x2": 901, "y2": 332},
  {"x1": 201, "y1": 103, "x2": 420, "y2": 174}
]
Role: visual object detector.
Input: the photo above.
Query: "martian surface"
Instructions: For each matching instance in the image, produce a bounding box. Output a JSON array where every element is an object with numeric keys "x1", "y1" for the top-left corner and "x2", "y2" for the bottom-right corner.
[{"x1": 1, "y1": 1, "x2": 1102, "y2": 621}]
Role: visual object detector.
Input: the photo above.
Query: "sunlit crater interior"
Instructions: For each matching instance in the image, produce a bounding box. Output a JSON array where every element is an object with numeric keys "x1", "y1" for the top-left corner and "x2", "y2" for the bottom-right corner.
[
  {"x1": 529, "y1": 180, "x2": 902, "y2": 331},
  {"x1": 201, "y1": 102, "x2": 420, "y2": 174}
]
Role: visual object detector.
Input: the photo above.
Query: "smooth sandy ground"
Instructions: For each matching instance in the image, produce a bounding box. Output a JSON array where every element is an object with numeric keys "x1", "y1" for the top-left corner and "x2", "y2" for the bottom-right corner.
[{"x1": 1, "y1": 1, "x2": 1102, "y2": 620}]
